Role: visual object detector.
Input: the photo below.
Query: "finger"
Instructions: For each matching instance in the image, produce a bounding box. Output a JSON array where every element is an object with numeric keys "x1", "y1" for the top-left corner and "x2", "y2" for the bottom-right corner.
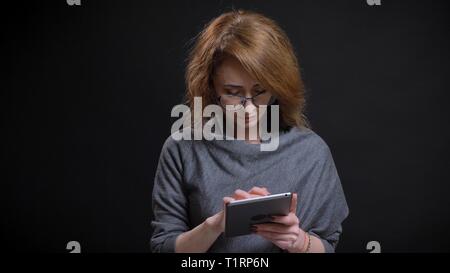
[
  {"x1": 255, "y1": 230, "x2": 298, "y2": 242},
  {"x1": 274, "y1": 240, "x2": 293, "y2": 251},
  {"x1": 247, "y1": 192, "x2": 265, "y2": 198},
  {"x1": 254, "y1": 231, "x2": 293, "y2": 250},
  {"x1": 259, "y1": 236, "x2": 292, "y2": 251},
  {"x1": 290, "y1": 193, "x2": 298, "y2": 214},
  {"x1": 254, "y1": 222, "x2": 297, "y2": 234},
  {"x1": 270, "y1": 213, "x2": 299, "y2": 226},
  {"x1": 248, "y1": 187, "x2": 270, "y2": 196},
  {"x1": 233, "y1": 189, "x2": 251, "y2": 200},
  {"x1": 223, "y1": 197, "x2": 235, "y2": 212},
  {"x1": 223, "y1": 196, "x2": 235, "y2": 205}
]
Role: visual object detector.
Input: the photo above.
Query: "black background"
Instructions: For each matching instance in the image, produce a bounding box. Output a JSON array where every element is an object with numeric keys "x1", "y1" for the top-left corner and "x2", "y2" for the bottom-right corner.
[{"x1": 3, "y1": 0, "x2": 450, "y2": 252}]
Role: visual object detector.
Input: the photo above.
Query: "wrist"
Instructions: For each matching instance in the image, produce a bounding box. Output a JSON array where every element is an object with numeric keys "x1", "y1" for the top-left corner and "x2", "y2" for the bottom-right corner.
[
  {"x1": 300, "y1": 232, "x2": 311, "y2": 253},
  {"x1": 204, "y1": 214, "x2": 224, "y2": 234},
  {"x1": 288, "y1": 229, "x2": 309, "y2": 253}
]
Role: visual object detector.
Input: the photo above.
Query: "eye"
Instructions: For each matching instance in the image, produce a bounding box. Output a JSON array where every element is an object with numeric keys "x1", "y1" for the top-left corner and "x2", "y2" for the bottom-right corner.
[
  {"x1": 225, "y1": 89, "x2": 240, "y2": 95},
  {"x1": 254, "y1": 90, "x2": 266, "y2": 96}
]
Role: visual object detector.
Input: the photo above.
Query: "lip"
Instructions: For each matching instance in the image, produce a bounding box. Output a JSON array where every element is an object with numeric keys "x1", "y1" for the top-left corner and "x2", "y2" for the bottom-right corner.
[
  {"x1": 245, "y1": 115, "x2": 256, "y2": 122},
  {"x1": 236, "y1": 113, "x2": 257, "y2": 123}
]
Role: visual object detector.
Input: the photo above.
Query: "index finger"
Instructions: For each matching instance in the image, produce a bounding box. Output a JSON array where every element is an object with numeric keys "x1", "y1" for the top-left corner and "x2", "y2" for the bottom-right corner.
[
  {"x1": 248, "y1": 186, "x2": 270, "y2": 196},
  {"x1": 233, "y1": 189, "x2": 251, "y2": 200},
  {"x1": 270, "y1": 212, "x2": 299, "y2": 226}
]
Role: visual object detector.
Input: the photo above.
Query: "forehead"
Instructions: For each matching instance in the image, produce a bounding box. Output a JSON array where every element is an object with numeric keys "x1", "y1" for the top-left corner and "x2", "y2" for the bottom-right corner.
[{"x1": 213, "y1": 56, "x2": 258, "y2": 86}]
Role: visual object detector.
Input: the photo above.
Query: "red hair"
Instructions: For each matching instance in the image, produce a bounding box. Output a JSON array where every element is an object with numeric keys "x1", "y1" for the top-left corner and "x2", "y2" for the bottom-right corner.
[{"x1": 185, "y1": 9, "x2": 309, "y2": 129}]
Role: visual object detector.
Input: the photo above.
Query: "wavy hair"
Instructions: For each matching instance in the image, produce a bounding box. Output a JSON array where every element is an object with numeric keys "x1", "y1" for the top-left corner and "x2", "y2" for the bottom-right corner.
[{"x1": 185, "y1": 9, "x2": 309, "y2": 130}]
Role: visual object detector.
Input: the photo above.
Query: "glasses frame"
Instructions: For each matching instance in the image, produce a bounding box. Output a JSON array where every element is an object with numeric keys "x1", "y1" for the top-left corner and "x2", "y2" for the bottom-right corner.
[{"x1": 217, "y1": 91, "x2": 271, "y2": 109}]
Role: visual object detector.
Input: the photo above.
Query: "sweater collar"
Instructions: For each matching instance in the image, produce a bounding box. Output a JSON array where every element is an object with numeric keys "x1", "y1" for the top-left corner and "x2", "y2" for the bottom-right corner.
[{"x1": 202, "y1": 126, "x2": 299, "y2": 157}]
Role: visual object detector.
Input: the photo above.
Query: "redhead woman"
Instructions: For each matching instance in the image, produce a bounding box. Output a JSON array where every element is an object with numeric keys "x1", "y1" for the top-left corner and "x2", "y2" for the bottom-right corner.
[{"x1": 150, "y1": 10, "x2": 349, "y2": 253}]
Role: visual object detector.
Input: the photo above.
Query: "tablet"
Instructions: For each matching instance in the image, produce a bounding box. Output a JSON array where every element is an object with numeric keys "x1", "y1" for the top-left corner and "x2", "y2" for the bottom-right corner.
[{"x1": 224, "y1": 192, "x2": 292, "y2": 237}]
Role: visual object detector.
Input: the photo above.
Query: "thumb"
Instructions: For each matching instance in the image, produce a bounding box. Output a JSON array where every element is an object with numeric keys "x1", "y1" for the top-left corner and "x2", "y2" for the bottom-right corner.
[
  {"x1": 289, "y1": 193, "x2": 298, "y2": 214},
  {"x1": 223, "y1": 196, "x2": 235, "y2": 205}
]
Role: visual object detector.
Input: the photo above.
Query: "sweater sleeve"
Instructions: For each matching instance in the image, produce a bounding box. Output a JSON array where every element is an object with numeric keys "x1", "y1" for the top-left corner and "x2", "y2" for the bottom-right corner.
[
  {"x1": 150, "y1": 137, "x2": 189, "y2": 253},
  {"x1": 301, "y1": 142, "x2": 349, "y2": 253}
]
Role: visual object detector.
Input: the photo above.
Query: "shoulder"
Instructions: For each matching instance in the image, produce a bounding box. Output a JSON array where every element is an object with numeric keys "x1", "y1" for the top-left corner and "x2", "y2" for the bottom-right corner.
[
  {"x1": 289, "y1": 126, "x2": 332, "y2": 154},
  {"x1": 281, "y1": 126, "x2": 335, "y2": 169},
  {"x1": 160, "y1": 132, "x2": 190, "y2": 154},
  {"x1": 158, "y1": 128, "x2": 197, "y2": 161},
  {"x1": 289, "y1": 127, "x2": 343, "y2": 192}
]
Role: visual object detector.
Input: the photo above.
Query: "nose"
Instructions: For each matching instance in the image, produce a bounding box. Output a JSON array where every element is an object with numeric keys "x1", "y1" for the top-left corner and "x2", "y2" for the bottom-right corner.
[
  {"x1": 242, "y1": 97, "x2": 257, "y2": 108},
  {"x1": 243, "y1": 98, "x2": 253, "y2": 107}
]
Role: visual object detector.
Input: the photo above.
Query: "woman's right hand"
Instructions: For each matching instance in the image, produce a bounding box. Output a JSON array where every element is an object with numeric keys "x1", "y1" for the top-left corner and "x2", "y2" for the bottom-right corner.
[{"x1": 204, "y1": 186, "x2": 271, "y2": 233}]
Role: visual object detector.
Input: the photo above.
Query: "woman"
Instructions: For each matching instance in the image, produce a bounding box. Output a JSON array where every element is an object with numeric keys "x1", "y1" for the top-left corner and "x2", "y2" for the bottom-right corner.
[{"x1": 150, "y1": 10, "x2": 349, "y2": 253}]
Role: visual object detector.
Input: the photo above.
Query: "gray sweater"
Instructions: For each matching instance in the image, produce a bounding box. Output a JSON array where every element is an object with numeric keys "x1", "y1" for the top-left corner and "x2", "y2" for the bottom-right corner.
[{"x1": 150, "y1": 126, "x2": 349, "y2": 253}]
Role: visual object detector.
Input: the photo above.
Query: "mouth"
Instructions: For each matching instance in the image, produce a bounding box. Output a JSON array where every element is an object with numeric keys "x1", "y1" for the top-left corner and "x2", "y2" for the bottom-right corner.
[
  {"x1": 245, "y1": 115, "x2": 256, "y2": 122},
  {"x1": 234, "y1": 112, "x2": 257, "y2": 125}
]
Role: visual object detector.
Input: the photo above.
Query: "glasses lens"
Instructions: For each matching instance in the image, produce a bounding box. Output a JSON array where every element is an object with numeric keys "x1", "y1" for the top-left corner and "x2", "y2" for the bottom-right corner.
[
  {"x1": 221, "y1": 95, "x2": 243, "y2": 110},
  {"x1": 252, "y1": 92, "x2": 271, "y2": 106}
]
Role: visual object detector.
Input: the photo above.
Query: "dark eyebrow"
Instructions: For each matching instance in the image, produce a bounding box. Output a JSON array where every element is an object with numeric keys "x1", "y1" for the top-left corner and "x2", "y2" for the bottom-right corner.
[
  {"x1": 223, "y1": 83, "x2": 262, "y2": 88},
  {"x1": 223, "y1": 84, "x2": 243, "y2": 89}
]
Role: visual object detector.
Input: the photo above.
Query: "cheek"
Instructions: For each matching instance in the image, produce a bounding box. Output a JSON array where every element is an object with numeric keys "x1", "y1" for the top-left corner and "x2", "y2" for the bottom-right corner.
[
  {"x1": 257, "y1": 107, "x2": 268, "y2": 119},
  {"x1": 247, "y1": 118, "x2": 258, "y2": 127}
]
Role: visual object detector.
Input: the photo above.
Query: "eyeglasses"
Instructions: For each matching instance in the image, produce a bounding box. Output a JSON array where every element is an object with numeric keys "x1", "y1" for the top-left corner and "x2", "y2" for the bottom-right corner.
[{"x1": 217, "y1": 91, "x2": 273, "y2": 110}]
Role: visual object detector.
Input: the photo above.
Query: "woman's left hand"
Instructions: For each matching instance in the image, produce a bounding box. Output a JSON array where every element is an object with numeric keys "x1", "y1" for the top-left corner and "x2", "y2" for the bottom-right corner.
[{"x1": 252, "y1": 193, "x2": 307, "y2": 252}]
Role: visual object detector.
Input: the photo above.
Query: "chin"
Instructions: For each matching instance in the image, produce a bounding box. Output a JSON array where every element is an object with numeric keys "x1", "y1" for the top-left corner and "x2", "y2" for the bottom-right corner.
[{"x1": 246, "y1": 120, "x2": 258, "y2": 128}]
